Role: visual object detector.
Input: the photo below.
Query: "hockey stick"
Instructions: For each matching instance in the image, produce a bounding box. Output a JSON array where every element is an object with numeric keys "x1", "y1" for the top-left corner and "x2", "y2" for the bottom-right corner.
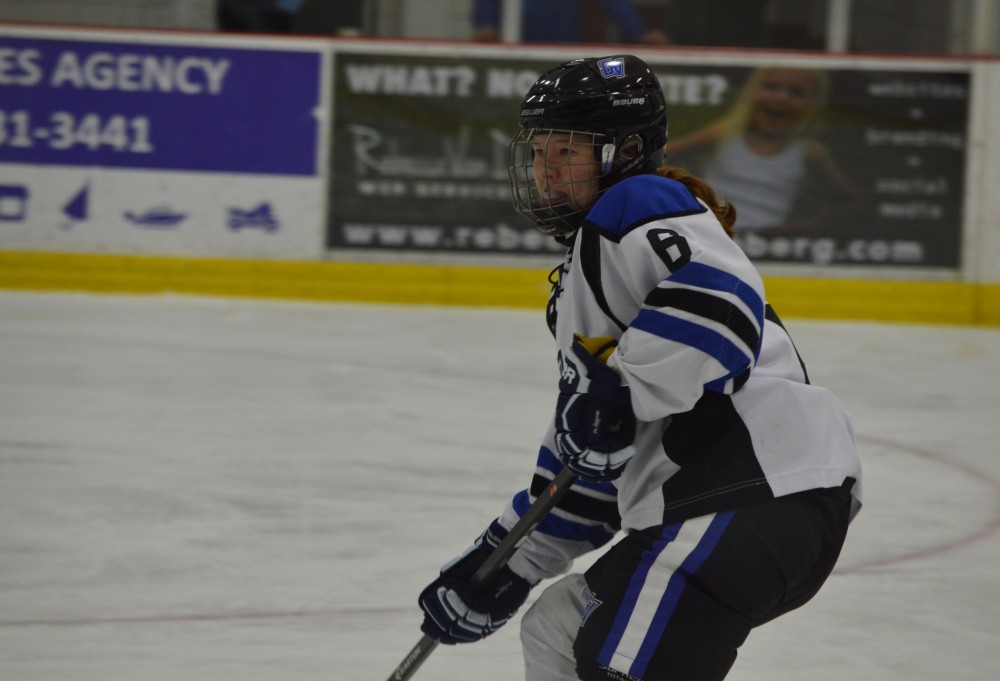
[{"x1": 386, "y1": 465, "x2": 579, "y2": 681}]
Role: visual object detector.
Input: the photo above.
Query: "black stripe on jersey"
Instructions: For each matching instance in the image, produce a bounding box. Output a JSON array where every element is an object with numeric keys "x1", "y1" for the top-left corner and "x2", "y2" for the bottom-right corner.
[
  {"x1": 644, "y1": 287, "x2": 760, "y2": 356},
  {"x1": 530, "y1": 473, "x2": 622, "y2": 530},
  {"x1": 580, "y1": 227, "x2": 628, "y2": 332},
  {"x1": 765, "y1": 305, "x2": 810, "y2": 384}
]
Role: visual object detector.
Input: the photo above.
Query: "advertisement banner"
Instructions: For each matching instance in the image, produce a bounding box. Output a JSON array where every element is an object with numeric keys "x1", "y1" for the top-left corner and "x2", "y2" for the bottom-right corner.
[
  {"x1": 328, "y1": 52, "x2": 561, "y2": 256},
  {"x1": 0, "y1": 32, "x2": 326, "y2": 257},
  {"x1": 328, "y1": 52, "x2": 968, "y2": 268},
  {"x1": 657, "y1": 64, "x2": 969, "y2": 269},
  {"x1": 0, "y1": 35, "x2": 321, "y2": 175}
]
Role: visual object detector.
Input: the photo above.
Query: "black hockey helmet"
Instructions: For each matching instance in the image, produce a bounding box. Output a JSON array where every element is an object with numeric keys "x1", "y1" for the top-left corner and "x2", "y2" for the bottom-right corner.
[{"x1": 508, "y1": 55, "x2": 669, "y2": 236}]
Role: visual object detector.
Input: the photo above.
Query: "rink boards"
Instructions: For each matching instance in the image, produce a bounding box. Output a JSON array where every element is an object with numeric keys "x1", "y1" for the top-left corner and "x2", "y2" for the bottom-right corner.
[{"x1": 1, "y1": 25, "x2": 999, "y2": 325}]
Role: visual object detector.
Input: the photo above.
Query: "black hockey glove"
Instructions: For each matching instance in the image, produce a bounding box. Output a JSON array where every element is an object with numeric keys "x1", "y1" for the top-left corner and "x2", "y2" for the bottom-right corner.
[
  {"x1": 554, "y1": 335, "x2": 637, "y2": 482},
  {"x1": 418, "y1": 519, "x2": 535, "y2": 645}
]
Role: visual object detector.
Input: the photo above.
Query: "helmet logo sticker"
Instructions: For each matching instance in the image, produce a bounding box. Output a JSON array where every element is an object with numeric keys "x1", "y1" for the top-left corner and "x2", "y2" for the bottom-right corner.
[{"x1": 597, "y1": 57, "x2": 625, "y2": 79}]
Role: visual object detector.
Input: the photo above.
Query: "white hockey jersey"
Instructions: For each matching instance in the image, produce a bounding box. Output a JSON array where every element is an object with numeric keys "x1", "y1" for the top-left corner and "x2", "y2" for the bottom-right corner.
[{"x1": 503, "y1": 173, "x2": 862, "y2": 583}]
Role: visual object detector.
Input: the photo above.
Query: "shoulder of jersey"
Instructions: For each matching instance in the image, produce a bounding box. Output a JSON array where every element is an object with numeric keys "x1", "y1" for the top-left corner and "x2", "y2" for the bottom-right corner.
[{"x1": 585, "y1": 174, "x2": 708, "y2": 240}]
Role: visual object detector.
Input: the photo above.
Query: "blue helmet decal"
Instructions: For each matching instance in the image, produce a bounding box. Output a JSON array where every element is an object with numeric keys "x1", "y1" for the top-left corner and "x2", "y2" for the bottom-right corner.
[{"x1": 598, "y1": 57, "x2": 625, "y2": 79}]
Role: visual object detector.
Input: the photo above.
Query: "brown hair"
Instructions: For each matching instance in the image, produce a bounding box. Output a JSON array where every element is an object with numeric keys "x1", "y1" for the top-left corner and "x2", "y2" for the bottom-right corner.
[{"x1": 656, "y1": 167, "x2": 737, "y2": 238}]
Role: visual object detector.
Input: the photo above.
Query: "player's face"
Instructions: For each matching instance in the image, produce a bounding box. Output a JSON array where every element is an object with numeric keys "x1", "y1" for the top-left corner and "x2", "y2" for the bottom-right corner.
[
  {"x1": 750, "y1": 69, "x2": 821, "y2": 136},
  {"x1": 530, "y1": 131, "x2": 601, "y2": 212}
]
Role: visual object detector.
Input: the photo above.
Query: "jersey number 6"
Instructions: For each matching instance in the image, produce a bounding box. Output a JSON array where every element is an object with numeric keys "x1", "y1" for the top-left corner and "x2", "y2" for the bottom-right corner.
[{"x1": 647, "y1": 228, "x2": 692, "y2": 273}]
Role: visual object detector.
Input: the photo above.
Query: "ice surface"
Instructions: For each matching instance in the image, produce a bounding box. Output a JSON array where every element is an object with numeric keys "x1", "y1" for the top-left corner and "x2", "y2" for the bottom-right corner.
[{"x1": 1, "y1": 291, "x2": 998, "y2": 680}]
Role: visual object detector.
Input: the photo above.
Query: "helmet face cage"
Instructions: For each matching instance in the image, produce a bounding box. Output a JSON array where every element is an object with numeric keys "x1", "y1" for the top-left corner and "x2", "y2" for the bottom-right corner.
[
  {"x1": 507, "y1": 55, "x2": 669, "y2": 237},
  {"x1": 508, "y1": 128, "x2": 612, "y2": 237}
]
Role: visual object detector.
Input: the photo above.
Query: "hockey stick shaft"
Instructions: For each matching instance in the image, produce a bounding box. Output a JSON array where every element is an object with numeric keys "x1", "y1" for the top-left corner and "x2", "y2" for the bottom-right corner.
[{"x1": 386, "y1": 465, "x2": 579, "y2": 681}]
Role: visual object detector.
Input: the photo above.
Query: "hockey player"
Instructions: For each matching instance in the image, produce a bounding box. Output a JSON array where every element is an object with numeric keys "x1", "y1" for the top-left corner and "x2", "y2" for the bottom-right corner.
[{"x1": 417, "y1": 54, "x2": 862, "y2": 681}]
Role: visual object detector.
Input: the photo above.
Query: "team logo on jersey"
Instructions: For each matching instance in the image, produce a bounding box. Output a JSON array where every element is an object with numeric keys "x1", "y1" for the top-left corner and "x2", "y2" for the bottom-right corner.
[
  {"x1": 598, "y1": 57, "x2": 625, "y2": 79},
  {"x1": 580, "y1": 592, "x2": 603, "y2": 626}
]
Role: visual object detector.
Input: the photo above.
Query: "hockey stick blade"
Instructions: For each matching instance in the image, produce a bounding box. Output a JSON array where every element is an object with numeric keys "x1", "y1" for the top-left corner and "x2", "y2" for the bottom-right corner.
[{"x1": 385, "y1": 466, "x2": 579, "y2": 681}]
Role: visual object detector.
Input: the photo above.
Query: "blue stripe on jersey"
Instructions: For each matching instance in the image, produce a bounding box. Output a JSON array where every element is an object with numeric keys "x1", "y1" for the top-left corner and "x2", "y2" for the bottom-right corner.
[
  {"x1": 512, "y1": 490, "x2": 615, "y2": 545},
  {"x1": 630, "y1": 511, "x2": 734, "y2": 678},
  {"x1": 586, "y1": 174, "x2": 705, "y2": 238},
  {"x1": 631, "y1": 308, "x2": 753, "y2": 376},
  {"x1": 535, "y1": 445, "x2": 563, "y2": 476},
  {"x1": 667, "y1": 262, "x2": 765, "y2": 337}
]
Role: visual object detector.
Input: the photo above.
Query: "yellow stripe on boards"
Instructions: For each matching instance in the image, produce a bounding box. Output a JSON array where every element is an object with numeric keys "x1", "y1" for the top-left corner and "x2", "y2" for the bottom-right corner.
[
  {"x1": 762, "y1": 277, "x2": 980, "y2": 326},
  {"x1": 0, "y1": 251, "x2": 552, "y2": 309},
  {"x1": 1, "y1": 251, "x2": 997, "y2": 327}
]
